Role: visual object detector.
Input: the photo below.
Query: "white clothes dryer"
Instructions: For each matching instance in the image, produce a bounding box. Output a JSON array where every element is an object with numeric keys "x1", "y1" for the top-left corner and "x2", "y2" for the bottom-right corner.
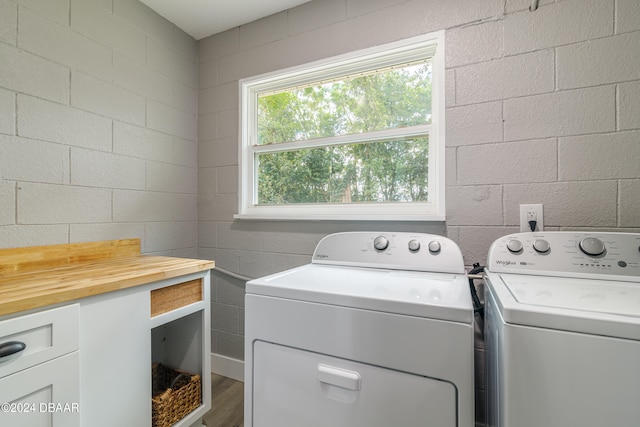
[
  {"x1": 484, "y1": 232, "x2": 640, "y2": 427},
  {"x1": 244, "y1": 232, "x2": 475, "y2": 427}
]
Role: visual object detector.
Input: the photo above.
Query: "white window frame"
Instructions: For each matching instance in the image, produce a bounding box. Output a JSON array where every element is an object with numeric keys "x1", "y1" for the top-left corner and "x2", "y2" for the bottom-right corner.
[{"x1": 237, "y1": 31, "x2": 445, "y2": 221}]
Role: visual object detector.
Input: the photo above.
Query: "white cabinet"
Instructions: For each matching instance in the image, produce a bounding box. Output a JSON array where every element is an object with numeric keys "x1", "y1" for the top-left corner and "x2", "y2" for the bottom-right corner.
[
  {"x1": 0, "y1": 270, "x2": 210, "y2": 427},
  {"x1": 80, "y1": 285, "x2": 151, "y2": 427},
  {"x1": 0, "y1": 352, "x2": 80, "y2": 427},
  {"x1": 80, "y1": 272, "x2": 211, "y2": 427},
  {"x1": 0, "y1": 239, "x2": 213, "y2": 427},
  {"x1": 0, "y1": 304, "x2": 80, "y2": 427},
  {"x1": 149, "y1": 275, "x2": 211, "y2": 427}
]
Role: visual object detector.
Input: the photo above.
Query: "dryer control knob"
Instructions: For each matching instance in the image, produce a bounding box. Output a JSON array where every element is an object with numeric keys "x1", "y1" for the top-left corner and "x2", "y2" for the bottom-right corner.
[
  {"x1": 374, "y1": 236, "x2": 389, "y2": 251},
  {"x1": 533, "y1": 239, "x2": 550, "y2": 253},
  {"x1": 507, "y1": 239, "x2": 523, "y2": 253},
  {"x1": 408, "y1": 239, "x2": 421, "y2": 252},
  {"x1": 428, "y1": 241, "x2": 441, "y2": 254},
  {"x1": 579, "y1": 237, "x2": 605, "y2": 257}
]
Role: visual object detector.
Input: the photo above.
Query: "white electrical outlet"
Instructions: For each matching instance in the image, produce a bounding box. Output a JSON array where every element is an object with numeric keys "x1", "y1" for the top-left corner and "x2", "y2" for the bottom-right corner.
[{"x1": 519, "y1": 204, "x2": 543, "y2": 232}]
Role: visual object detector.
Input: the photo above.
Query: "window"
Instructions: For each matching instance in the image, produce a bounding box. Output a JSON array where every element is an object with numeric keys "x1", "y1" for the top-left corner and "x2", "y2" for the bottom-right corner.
[{"x1": 238, "y1": 31, "x2": 445, "y2": 221}]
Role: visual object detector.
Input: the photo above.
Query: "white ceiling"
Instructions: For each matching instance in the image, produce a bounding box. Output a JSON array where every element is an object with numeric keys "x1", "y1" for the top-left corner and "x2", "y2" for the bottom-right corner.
[{"x1": 140, "y1": 0, "x2": 313, "y2": 40}]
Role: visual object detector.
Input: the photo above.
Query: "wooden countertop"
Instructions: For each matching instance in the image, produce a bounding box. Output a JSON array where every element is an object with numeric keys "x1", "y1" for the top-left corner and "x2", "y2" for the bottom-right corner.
[{"x1": 0, "y1": 239, "x2": 215, "y2": 317}]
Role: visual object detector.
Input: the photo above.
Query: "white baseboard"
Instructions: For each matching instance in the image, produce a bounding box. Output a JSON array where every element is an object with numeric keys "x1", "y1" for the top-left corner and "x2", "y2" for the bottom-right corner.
[{"x1": 211, "y1": 353, "x2": 244, "y2": 382}]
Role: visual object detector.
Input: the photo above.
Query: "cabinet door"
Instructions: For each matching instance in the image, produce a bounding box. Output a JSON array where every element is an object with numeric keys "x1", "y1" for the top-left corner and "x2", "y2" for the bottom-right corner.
[
  {"x1": 0, "y1": 351, "x2": 80, "y2": 427},
  {"x1": 80, "y1": 287, "x2": 150, "y2": 427}
]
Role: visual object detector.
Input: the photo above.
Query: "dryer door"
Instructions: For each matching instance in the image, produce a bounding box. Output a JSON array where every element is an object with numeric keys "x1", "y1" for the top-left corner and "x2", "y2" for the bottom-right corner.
[{"x1": 251, "y1": 340, "x2": 456, "y2": 427}]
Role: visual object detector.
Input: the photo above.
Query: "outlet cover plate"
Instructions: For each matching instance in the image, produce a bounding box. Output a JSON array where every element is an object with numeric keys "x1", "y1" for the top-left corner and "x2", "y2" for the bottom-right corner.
[{"x1": 519, "y1": 204, "x2": 543, "y2": 232}]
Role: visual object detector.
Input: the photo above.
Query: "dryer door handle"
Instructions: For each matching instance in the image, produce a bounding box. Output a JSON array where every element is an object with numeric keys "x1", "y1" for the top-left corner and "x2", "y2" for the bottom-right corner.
[{"x1": 317, "y1": 364, "x2": 361, "y2": 391}]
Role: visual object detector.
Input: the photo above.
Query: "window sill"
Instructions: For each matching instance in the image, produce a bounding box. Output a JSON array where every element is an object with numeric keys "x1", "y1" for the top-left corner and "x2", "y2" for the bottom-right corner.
[{"x1": 234, "y1": 208, "x2": 445, "y2": 222}]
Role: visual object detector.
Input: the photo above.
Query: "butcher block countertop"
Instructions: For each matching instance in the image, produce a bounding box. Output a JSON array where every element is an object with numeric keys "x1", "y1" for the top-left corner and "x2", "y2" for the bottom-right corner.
[{"x1": 0, "y1": 239, "x2": 215, "y2": 317}]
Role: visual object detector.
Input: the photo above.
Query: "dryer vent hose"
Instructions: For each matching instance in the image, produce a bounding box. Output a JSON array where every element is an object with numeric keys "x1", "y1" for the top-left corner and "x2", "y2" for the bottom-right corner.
[{"x1": 468, "y1": 263, "x2": 485, "y2": 319}]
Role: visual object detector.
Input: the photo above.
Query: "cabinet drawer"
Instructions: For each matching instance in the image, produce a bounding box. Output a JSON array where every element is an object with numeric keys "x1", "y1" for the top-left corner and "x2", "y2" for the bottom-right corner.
[
  {"x1": 0, "y1": 351, "x2": 80, "y2": 427},
  {"x1": 0, "y1": 304, "x2": 79, "y2": 378},
  {"x1": 150, "y1": 279, "x2": 202, "y2": 317}
]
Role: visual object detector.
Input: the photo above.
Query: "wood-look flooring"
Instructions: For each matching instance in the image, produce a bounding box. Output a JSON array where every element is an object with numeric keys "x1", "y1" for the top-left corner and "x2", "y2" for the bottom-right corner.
[{"x1": 203, "y1": 373, "x2": 244, "y2": 427}]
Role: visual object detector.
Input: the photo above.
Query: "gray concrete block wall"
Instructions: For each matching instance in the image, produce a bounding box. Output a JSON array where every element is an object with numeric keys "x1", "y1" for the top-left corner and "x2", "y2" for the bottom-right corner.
[
  {"x1": 2, "y1": 0, "x2": 639, "y2": 422},
  {"x1": 197, "y1": 1, "x2": 640, "y2": 422},
  {"x1": 0, "y1": 0, "x2": 198, "y2": 255}
]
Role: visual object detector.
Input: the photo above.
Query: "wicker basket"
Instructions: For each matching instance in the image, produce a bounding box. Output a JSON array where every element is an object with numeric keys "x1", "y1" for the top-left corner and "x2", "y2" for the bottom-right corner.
[{"x1": 152, "y1": 362, "x2": 202, "y2": 427}]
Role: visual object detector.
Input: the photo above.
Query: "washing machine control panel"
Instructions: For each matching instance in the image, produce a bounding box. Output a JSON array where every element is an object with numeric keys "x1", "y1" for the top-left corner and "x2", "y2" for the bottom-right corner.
[
  {"x1": 312, "y1": 232, "x2": 465, "y2": 274},
  {"x1": 487, "y1": 232, "x2": 640, "y2": 280}
]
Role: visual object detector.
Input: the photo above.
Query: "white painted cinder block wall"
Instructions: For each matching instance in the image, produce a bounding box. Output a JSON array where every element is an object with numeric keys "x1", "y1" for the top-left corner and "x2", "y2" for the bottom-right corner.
[
  {"x1": 0, "y1": 0, "x2": 198, "y2": 256},
  {"x1": 197, "y1": 0, "x2": 640, "y2": 390}
]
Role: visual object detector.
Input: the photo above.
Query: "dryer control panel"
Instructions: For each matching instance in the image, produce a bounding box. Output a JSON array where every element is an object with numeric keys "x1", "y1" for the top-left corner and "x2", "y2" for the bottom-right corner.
[
  {"x1": 312, "y1": 232, "x2": 465, "y2": 274},
  {"x1": 487, "y1": 232, "x2": 640, "y2": 281}
]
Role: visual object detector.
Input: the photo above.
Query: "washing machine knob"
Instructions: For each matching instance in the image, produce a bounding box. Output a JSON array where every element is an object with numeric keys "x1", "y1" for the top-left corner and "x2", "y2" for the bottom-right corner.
[
  {"x1": 533, "y1": 239, "x2": 550, "y2": 253},
  {"x1": 408, "y1": 239, "x2": 421, "y2": 252},
  {"x1": 507, "y1": 239, "x2": 523, "y2": 253},
  {"x1": 374, "y1": 236, "x2": 389, "y2": 251},
  {"x1": 428, "y1": 241, "x2": 441, "y2": 254},
  {"x1": 579, "y1": 237, "x2": 605, "y2": 257}
]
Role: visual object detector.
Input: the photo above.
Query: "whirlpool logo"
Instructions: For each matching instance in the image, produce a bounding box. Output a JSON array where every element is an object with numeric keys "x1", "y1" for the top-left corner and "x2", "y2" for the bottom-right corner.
[{"x1": 495, "y1": 259, "x2": 516, "y2": 266}]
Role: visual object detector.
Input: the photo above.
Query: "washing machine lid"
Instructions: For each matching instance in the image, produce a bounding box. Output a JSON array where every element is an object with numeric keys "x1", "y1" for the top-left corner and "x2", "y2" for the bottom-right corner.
[
  {"x1": 488, "y1": 272, "x2": 640, "y2": 340},
  {"x1": 247, "y1": 264, "x2": 473, "y2": 324}
]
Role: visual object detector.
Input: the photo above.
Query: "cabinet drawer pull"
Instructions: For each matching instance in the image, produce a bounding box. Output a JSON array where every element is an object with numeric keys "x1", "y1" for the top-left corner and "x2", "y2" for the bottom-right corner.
[{"x1": 0, "y1": 341, "x2": 26, "y2": 362}]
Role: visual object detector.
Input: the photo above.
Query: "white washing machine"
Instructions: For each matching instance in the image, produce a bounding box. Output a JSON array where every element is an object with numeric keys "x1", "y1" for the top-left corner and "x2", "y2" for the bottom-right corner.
[
  {"x1": 244, "y1": 232, "x2": 475, "y2": 427},
  {"x1": 484, "y1": 232, "x2": 640, "y2": 427}
]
